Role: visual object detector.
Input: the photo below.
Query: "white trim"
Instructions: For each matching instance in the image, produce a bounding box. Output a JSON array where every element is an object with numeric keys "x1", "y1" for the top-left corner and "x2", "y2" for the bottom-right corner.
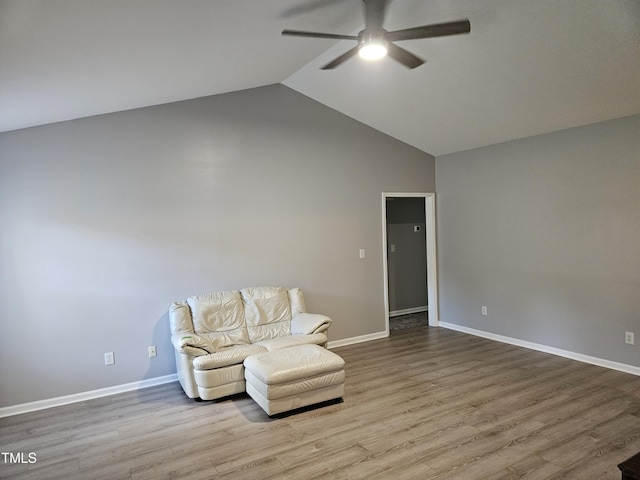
[
  {"x1": 0, "y1": 374, "x2": 178, "y2": 418},
  {"x1": 440, "y1": 322, "x2": 640, "y2": 377},
  {"x1": 389, "y1": 306, "x2": 428, "y2": 317},
  {"x1": 328, "y1": 331, "x2": 388, "y2": 349},
  {"x1": 382, "y1": 192, "x2": 439, "y2": 334},
  {"x1": 424, "y1": 194, "x2": 439, "y2": 326},
  {"x1": 6, "y1": 322, "x2": 636, "y2": 418}
]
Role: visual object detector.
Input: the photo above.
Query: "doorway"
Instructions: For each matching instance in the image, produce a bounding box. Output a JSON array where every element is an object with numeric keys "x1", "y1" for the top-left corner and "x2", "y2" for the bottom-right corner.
[{"x1": 382, "y1": 193, "x2": 439, "y2": 334}]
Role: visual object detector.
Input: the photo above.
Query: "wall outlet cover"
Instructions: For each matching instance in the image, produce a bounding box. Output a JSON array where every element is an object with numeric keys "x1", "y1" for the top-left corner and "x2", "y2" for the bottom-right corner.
[
  {"x1": 625, "y1": 332, "x2": 634, "y2": 345},
  {"x1": 104, "y1": 352, "x2": 115, "y2": 365}
]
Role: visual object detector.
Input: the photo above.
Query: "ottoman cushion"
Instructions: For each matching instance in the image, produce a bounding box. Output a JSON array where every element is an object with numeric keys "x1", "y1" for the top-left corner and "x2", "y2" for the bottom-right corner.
[
  {"x1": 244, "y1": 344, "x2": 344, "y2": 384},
  {"x1": 243, "y1": 344, "x2": 345, "y2": 415}
]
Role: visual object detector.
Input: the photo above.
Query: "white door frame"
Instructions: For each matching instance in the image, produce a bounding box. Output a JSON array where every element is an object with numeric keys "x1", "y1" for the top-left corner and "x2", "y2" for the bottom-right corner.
[{"x1": 382, "y1": 192, "x2": 439, "y2": 333}]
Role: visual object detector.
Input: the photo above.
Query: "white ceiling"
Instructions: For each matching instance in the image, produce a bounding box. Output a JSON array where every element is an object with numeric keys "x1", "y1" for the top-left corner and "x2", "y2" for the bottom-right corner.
[{"x1": 2, "y1": 0, "x2": 640, "y2": 156}]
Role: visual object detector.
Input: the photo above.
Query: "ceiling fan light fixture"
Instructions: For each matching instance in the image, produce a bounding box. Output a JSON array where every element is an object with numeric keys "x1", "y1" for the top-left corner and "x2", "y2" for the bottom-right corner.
[
  {"x1": 282, "y1": 0, "x2": 471, "y2": 70},
  {"x1": 358, "y1": 41, "x2": 388, "y2": 61}
]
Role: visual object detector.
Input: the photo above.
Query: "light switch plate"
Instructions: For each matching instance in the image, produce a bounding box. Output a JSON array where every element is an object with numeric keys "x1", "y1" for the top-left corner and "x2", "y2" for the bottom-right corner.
[
  {"x1": 104, "y1": 352, "x2": 115, "y2": 365},
  {"x1": 625, "y1": 332, "x2": 634, "y2": 345}
]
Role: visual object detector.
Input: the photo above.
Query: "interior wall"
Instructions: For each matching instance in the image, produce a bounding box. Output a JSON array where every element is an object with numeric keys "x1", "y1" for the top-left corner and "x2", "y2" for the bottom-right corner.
[
  {"x1": 0, "y1": 84, "x2": 435, "y2": 408},
  {"x1": 436, "y1": 114, "x2": 640, "y2": 368}
]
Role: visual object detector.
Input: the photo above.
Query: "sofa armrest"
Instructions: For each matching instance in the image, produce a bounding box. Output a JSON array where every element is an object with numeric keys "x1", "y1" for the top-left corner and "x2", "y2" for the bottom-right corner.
[
  {"x1": 171, "y1": 333, "x2": 210, "y2": 356},
  {"x1": 291, "y1": 312, "x2": 332, "y2": 335}
]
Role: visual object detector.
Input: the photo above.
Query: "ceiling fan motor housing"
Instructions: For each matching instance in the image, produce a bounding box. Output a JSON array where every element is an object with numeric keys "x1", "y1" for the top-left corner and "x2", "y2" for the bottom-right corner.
[{"x1": 358, "y1": 29, "x2": 388, "y2": 47}]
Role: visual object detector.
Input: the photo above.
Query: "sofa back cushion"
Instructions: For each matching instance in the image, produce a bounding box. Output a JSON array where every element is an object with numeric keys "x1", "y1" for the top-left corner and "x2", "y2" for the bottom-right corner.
[
  {"x1": 169, "y1": 301, "x2": 194, "y2": 334},
  {"x1": 241, "y1": 287, "x2": 292, "y2": 342},
  {"x1": 288, "y1": 287, "x2": 307, "y2": 316},
  {"x1": 186, "y1": 290, "x2": 249, "y2": 348}
]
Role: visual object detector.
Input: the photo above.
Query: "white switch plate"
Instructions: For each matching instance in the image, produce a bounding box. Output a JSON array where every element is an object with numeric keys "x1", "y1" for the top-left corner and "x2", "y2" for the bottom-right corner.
[
  {"x1": 390, "y1": 244, "x2": 396, "y2": 253},
  {"x1": 359, "y1": 249, "x2": 365, "y2": 259},
  {"x1": 481, "y1": 306, "x2": 488, "y2": 316},
  {"x1": 148, "y1": 346, "x2": 157, "y2": 357},
  {"x1": 625, "y1": 332, "x2": 634, "y2": 345},
  {"x1": 104, "y1": 352, "x2": 115, "y2": 366}
]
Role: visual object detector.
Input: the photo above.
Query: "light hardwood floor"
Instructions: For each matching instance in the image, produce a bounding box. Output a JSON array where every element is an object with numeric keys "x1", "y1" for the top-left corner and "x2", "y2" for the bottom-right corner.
[{"x1": 2, "y1": 325, "x2": 639, "y2": 480}]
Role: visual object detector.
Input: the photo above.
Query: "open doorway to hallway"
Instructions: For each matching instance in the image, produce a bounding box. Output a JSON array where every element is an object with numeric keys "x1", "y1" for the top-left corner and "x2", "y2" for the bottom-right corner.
[
  {"x1": 386, "y1": 197, "x2": 428, "y2": 332},
  {"x1": 382, "y1": 193, "x2": 439, "y2": 334}
]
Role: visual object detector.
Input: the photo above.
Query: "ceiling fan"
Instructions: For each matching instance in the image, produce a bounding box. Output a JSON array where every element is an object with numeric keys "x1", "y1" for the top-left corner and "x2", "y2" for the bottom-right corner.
[{"x1": 282, "y1": 0, "x2": 470, "y2": 70}]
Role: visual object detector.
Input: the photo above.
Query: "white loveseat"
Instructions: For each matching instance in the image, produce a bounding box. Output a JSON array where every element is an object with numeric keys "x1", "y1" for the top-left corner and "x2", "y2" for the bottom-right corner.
[{"x1": 169, "y1": 286, "x2": 332, "y2": 400}]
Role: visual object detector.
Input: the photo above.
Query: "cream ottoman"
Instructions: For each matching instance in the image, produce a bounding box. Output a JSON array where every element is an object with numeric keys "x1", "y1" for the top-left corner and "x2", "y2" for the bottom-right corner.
[{"x1": 243, "y1": 344, "x2": 345, "y2": 416}]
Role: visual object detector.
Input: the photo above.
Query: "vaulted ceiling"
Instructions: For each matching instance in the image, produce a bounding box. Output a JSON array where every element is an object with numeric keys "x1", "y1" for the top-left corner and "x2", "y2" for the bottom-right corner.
[{"x1": 2, "y1": 0, "x2": 639, "y2": 155}]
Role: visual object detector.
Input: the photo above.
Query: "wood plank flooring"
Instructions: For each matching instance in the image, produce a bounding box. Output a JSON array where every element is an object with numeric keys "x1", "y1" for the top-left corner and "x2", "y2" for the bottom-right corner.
[{"x1": 2, "y1": 325, "x2": 640, "y2": 479}]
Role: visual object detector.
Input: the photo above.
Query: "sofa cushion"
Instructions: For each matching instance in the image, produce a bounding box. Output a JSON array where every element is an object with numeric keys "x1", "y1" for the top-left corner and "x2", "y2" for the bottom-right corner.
[
  {"x1": 187, "y1": 290, "x2": 249, "y2": 347},
  {"x1": 253, "y1": 333, "x2": 328, "y2": 351},
  {"x1": 287, "y1": 287, "x2": 307, "y2": 316},
  {"x1": 169, "y1": 301, "x2": 194, "y2": 334},
  {"x1": 192, "y1": 344, "x2": 267, "y2": 370},
  {"x1": 241, "y1": 287, "x2": 292, "y2": 342}
]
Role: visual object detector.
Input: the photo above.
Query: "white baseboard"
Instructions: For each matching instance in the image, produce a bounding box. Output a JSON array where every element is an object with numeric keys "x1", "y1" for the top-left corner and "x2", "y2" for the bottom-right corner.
[
  {"x1": 1, "y1": 331, "x2": 391, "y2": 417},
  {"x1": 0, "y1": 374, "x2": 178, "y2": 418},
  {"x1": 8, "y1": 322, "x2": 635, "y2": 418},
  {"x1": 439, "y1": 322, "x2": 640, "y2": 377},
  {"x1": 389, "y1": 306, "x2": 428, "y2": 317},
  {"x1": 1, "y1": 330, "x2": 390, "y2": 417},
  {"x1": 328, "y1": 330, "x2": 388, "y2": 349}
]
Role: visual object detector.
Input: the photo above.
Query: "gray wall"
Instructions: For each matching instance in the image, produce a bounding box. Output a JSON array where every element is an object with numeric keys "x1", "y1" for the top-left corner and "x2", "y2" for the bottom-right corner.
[
  {"x1": 436, "y1": 114, "x2": 640, "y2": 368},
  {"x1": 0, "y1": 84, "x2": 435, "y2": 407}
]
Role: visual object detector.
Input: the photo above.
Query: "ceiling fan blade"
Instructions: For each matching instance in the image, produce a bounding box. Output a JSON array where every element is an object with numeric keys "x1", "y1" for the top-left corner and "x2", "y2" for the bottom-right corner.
[
  {"x1": 364, "y1": 0, "x2": 388, "y2": 31},
  {"x1": 386, "y1": 43, "x2": 425, "y2": 69},
  {"x1": 280, "y1": 0, "x2": 345, "y2": 18},
  {"x1": 386, "y1": 19, "x2": 470, "y2": 42},
  {"x1": 282, "y1": 29, "x2": 358, "y2": 40},
  {"x1": 321, "y1": 46, "x2": 360, "y2": 69}
]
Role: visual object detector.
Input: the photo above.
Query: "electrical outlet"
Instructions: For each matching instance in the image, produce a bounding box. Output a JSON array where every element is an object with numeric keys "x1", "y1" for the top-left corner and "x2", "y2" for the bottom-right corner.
[
  {"x1": 104, "y1": 352, "x2": 115, "y2": 366},
  {"x1": 148, "y1": 346, "x2": 157, "y2": 358},
  {"x1": 481, "y1": 306, "x2": 488, "y2": 316},
  {"x1": 625, "y1": 332, "x2": 635, "y2": 345}
]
